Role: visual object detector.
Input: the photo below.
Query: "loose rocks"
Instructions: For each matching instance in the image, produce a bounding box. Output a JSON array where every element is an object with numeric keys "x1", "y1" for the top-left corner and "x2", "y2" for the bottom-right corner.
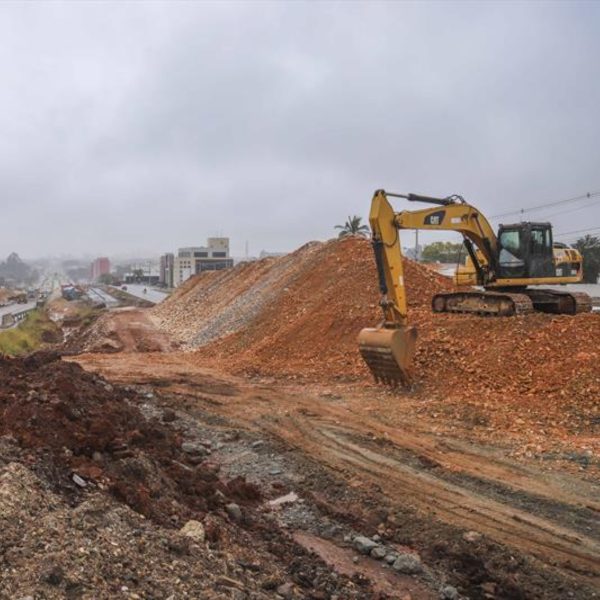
[
  {"x1": 392, "y1": 554, "x2": 423, "y2": 575},
  {"x1": 353, "y1": 536, "x2": 378, "y2": 555},
  {"x1": 180, "y1": 520, "x2": 206, "y2": 543},
  {"x1": 440, "y1": 584, "x2": 459, "y2": 600},
  {"x1": 370, "y1": 546, "x2": 387, "y2": 560},
  {"x1": 226, "y1": 503, "x2": 243, "y2": 522}
]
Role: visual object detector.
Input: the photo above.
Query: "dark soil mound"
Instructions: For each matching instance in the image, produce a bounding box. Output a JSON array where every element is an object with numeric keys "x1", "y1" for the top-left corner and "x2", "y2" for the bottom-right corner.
[{"x1": 0, "y1": 351, "x2": 258, "y2": 526}]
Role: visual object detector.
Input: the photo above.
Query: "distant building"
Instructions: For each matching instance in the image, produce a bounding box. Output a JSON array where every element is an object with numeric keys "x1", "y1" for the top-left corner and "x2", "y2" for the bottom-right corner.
[
  {"x1": 173, "y1": 237, "x2": 233, "y2": 287},
  {"x1": 159, "y1": 253, "x2": 175, "y2": 288},
  {"x1": 123, "y1": 272, "x2": 160, "y2": 285},
  {"x1": 90, "y1": 257, "x2": 110, "y2": 281}
]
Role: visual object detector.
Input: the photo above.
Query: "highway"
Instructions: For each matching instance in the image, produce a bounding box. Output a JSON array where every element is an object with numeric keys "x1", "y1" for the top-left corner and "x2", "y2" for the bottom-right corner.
[
  {"x1": 111, "y1": 284, "x2": 169, "y2": 305},
  {"x1": 88, "y1": 287, "x2": 119, "y2": 307},
  {"x1": 0, "y1": 301, "x2": 37, "y2": 318}
]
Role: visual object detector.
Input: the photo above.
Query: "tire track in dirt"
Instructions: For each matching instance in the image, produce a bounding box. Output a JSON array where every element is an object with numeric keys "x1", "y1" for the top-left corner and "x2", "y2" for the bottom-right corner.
[
  {"x1": 245, "y1": 411, "x2": 600, "y2": 586},
  {"x1": 72, "y1": 353, "x2": 600, "y2": 589},
  {"x1": 316, "y1": 423, "x2": 598, "y2": 578}
]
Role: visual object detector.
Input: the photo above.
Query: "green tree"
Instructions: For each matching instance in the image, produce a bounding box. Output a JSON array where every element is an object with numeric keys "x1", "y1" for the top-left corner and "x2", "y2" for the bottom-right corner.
[
  {"x1": 98, "y1": 273, "x2": 118, "y2": 285},
  {"x1": 132, "y1": 268, "x2": 145, "y2": 282},
  {"x1": 574, "y1": 235, "x2": 600, "y2": 283},
  {"x1": 421, "y1": 241, "x2": 465, "y2": 264},
  {"x1": 335, "y1": 215, "x2": 370, "y2": 238}
]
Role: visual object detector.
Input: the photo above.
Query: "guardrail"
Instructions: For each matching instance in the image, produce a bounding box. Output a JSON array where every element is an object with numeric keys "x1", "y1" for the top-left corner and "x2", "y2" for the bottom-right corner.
[{"x1": 1, "y1": 306, "x2": 36, "y2": 329}]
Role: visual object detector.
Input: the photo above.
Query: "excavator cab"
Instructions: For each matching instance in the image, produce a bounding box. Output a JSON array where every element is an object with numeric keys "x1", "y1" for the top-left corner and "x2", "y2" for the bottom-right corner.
[{"x1": 497, "y1": 222, "x2": 554, "y2": 279}]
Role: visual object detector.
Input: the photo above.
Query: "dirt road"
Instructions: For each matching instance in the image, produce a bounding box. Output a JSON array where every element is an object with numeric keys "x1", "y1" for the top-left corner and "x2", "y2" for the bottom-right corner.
[{"x1": 73, "y1": 350, "x2": 600, "y2": 599}]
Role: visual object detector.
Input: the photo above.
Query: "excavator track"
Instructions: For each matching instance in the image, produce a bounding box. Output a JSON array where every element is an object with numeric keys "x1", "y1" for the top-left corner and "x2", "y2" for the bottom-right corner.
[
  {"x1": 432, "y1": 291, "x2": 534, "y2": 317},
  {"x1": 432, "y1": 290, "x2": 593, "y2": 317},
  {"x1": 524, "y1": 289, "x2": 593, "y2": 315},
  {"x1": 570, "y1": 291, "x2": 594, "y2": 314}
]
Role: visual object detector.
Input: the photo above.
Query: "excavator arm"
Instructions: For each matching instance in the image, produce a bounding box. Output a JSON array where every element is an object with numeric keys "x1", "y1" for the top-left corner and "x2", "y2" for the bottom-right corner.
[
  {"x1": 395, "y1": 193, "x2": 500, "y2": 285},
  {"x1": 358, "y1": 189, "x2": 501, "y2": 387}
]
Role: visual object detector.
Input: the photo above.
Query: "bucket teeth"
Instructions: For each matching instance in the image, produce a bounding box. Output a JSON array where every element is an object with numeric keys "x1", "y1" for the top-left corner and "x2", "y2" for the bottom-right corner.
[
  {"x1": 357, "y1": 325, "x2": 417, "y2": 388},
  {"x1": 359, "y1": 347, "x2": 408, "y2": 387}
]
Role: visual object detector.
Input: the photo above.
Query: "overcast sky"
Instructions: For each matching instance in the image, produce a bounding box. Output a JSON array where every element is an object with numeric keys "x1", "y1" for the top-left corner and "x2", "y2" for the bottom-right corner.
[{"x1": 1, "y1": 1, "x2": 599, "y2": 259}]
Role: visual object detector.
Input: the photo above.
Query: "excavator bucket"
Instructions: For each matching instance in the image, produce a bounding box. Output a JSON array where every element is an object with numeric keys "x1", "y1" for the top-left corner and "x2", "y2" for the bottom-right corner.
[{"x1": 358, "y1": 326, "x2": 417, "y2": 387}]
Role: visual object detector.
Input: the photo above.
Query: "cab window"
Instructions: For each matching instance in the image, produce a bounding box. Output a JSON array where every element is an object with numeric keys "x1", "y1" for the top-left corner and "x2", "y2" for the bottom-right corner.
[
  {"x1": 530, "y1": 228, "x2": 551, "y2": 255},
  {"x1": 499, "y1": 230, "x2": 524, "y2": 266},
  {"x1": 530, "y1": 229, "x2": 545, "y2": 254}
]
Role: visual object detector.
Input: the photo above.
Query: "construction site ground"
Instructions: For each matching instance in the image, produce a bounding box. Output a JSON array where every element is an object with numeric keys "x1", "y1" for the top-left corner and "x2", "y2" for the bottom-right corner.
[
  {"x1": 3, "y1": 237, "x2": 598, "y2": 599},
  {"x1": 71, "y1": 347, "x2": 599, "y2": 600}
]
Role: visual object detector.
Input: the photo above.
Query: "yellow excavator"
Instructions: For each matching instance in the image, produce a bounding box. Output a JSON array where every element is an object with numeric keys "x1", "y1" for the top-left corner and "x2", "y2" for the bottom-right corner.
[{"x1": 358, "y1": 190, "x2": 592, "y2": 386}]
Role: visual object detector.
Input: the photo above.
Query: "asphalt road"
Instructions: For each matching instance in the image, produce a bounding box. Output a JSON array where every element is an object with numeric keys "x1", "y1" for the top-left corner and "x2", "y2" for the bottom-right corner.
[
  {"x1": 0, "y1": 301, "x2": 37, "y2": 318},
  {"x1": 88, "y1": 287, "x2": 119, "y2": 307},
  {"x1": 113, "y1": 284, "x2": 169, "y2": 305}
]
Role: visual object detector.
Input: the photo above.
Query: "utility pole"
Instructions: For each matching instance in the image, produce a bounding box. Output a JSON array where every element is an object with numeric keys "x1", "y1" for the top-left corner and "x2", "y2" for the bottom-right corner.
[{"x1": 415, "y1": 230, "x2": 419, "y2": 261}]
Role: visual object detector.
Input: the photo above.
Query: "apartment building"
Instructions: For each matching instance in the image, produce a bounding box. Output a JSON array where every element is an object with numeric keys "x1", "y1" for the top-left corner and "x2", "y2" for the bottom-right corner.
[
  {"x1": 172, "y1": 238, "x2": 233, "y2": 287},
  {"x1": 90, "y1": 257, "x2": 110, "y2": 281},
  {"x1": 159, "y1": 253, "x2": 175, "y2": 288}
]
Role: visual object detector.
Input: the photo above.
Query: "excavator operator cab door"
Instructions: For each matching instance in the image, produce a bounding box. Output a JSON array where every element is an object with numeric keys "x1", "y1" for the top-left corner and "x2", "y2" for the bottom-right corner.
[{"x1": 497, "y1": 223, "x2": 554, "y2": 279}]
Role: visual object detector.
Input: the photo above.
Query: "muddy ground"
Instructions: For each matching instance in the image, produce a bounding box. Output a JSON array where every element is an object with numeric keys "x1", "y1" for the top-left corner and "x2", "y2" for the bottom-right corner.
[
  {"x1": 72, "y1": 347, "x2": 600, "y2": 600},
  {"x1": 3, "y1": 288, "x2": 598, "y2": 599}
]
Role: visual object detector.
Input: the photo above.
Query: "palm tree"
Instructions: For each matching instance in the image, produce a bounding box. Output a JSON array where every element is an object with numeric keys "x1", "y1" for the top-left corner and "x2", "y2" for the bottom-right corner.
[{"x1": 335, "y1": 215, "x2": 370, "y2": 238}]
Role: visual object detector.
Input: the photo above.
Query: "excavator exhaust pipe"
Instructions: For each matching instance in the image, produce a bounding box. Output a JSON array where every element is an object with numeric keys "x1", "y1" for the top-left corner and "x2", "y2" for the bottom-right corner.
[{"x1": 358, "y1": 326, "x2": 417, "y2": 387}]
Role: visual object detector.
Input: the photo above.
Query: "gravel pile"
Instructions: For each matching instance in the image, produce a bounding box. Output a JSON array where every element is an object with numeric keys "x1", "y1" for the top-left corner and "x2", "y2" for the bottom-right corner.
[
  {"x1": 0, "y1": 351, "x2": 259, "y2": 526},
  {"x1": 152, "y1": 242, "x2": 324, "y2": 347}
]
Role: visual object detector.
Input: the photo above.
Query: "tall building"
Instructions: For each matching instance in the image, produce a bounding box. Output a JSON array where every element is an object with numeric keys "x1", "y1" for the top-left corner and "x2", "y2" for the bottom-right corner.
[
  {"x1": 90, "y1": 257, "x2": 110, "y2": 281},
  {"x1": 159, "y1": 253, "x2": 175, "y2": 288},
  {"x1": 173, "y1": 238, "x2": 233, "y2": 286}
]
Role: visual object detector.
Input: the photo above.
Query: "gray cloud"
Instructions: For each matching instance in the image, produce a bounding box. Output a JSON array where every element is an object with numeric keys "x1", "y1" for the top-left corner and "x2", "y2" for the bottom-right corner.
[{"x1": 0, "y1": 1, "x2": 598, "y2": 258}]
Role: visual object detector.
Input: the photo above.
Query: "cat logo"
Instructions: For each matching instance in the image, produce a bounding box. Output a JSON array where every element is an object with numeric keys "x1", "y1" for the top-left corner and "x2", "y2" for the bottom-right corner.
[{"x1": 424, "y1": 210, "x2": 446, "y2": 226}]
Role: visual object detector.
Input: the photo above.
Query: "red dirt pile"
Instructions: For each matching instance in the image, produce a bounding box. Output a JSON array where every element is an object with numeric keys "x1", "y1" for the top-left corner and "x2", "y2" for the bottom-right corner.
[
  {"x1": 68, "y1": 307, "x2": 174, "y2": 354},
  {"x1": 0, "y1": 351, "x2": 259, "y2": 527},
  {"x1": 414, "y1": 311, "x2": 600, "y2": 448},
  {"x1": 202, "y1": 238, "x2": 455, "y2": 378},
  {"x1": 153, "y1": 236, "x2": 454, "y2": 378},
  {"x1": 153, "y1": 236, "x2": 599, "y2": 451}
]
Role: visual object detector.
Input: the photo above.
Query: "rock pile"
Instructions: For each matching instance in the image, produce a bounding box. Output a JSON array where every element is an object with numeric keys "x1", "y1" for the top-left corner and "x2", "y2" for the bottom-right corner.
[
  {"x1": 352, "y1": 535, "x2": 424, "y2": 574},
  {"x1": 0, "y1": 352, "x2": 388, "y2": 598}
]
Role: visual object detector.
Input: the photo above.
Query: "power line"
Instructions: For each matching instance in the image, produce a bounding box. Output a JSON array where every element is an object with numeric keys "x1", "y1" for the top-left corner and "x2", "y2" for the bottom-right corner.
[
  {"x1": 535, "y1": 196, "x2": 600, "y2": 221},
  {"x1": 490, "y1": 191, "x2": 600, "y2": 220},
  {"x1": 554, "y1": 225, "x2": 600, "y2": 238}
]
